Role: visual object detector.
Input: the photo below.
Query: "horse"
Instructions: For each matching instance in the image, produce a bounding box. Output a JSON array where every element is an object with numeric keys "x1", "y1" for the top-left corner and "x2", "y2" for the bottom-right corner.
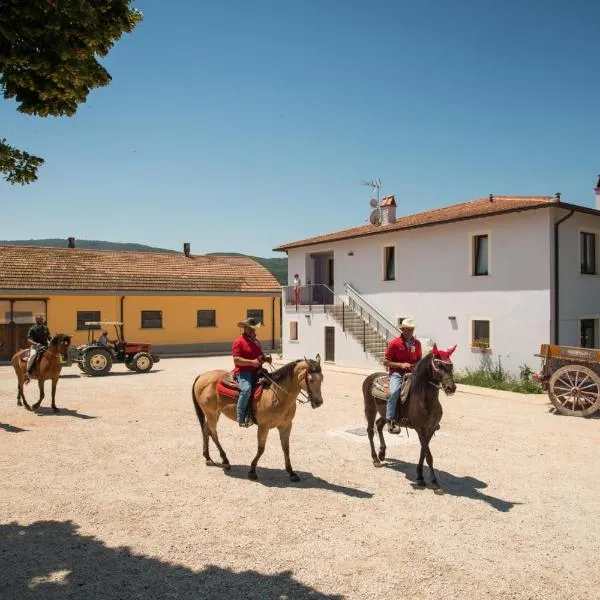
[
  {"x1": 363, "y1": 344, "x2": 457, "y2": 490},
  {"x1": 191, "y1": 355, "x2": 324, "y2": 482},
  {"x1": 11, "y1": 334, "x2": 72, "y2": 413}
]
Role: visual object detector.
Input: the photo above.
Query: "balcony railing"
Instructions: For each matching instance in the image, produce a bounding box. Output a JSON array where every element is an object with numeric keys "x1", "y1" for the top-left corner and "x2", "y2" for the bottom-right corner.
[{"x1": 284, "y1": 284, "x2": 335, "y2": 310}]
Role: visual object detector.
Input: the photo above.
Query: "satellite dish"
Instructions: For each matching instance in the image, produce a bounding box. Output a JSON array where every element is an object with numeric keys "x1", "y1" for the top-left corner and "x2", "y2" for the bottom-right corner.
[
  {"x1": 369, "y1": 198, "x2": 378, "y2": 208},
  {"x1": 369, "y1": 209, "x2": 381, "y2": 226}
]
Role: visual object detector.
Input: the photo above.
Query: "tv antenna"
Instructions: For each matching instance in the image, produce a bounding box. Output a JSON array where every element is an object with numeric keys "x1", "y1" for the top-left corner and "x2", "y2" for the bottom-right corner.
[{"x1": 361, "y1": 178, "x2": 382, "y2": 226}]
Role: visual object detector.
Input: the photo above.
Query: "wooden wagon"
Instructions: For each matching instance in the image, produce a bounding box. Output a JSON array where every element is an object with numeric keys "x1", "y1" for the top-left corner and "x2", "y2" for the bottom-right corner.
[{"x1": 534, "y1": 344, "x2": 600, "y2": 417}]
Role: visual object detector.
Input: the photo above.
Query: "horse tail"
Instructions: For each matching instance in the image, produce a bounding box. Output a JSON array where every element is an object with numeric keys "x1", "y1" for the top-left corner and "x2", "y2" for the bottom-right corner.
[
  {"x1": 191, "y1": 374, "x2": 205, "y2": 427},
  {"x1": 362, "y1": 372, "x2": 379, "y2": 421}
]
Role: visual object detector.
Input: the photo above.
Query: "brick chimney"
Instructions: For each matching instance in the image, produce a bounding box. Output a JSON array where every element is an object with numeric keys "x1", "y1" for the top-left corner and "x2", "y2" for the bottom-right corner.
[
  {"x1": 380, "y1": 195, "x2": 397, "y2": 225},
  {"x1": 595, "y1": 175, "x2": 600, "y2": 211},
  {"x1": 183, "y1": 242, "x2": 191, "y2": 257},
  {"x1": 68, "y1": 237, "x2": 75, "y2": 248}
]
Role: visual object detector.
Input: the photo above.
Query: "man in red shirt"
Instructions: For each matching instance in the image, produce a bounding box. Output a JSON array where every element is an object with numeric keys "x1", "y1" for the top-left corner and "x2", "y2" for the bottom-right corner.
[
  {"x1": 383, "y1": 318, "x2": 422, "y2": 434},
  {"x1": 232, "y1": 317, "x2": 271, "y2": 427}
]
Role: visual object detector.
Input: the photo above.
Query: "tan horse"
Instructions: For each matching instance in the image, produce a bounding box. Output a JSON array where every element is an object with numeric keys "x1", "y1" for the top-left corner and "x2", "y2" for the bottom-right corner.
[
  {"x1": 11, "y1": 334, "x2": 72, "y2": 413},
  {"x1": 191, "y1": 355, "x2": 324, "y2": 481}
]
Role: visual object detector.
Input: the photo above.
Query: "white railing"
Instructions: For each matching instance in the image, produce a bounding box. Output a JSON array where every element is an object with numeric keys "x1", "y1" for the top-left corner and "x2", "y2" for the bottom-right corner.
[{"x1": 344, "y1": 282, "x2": 400, "y2": 343}]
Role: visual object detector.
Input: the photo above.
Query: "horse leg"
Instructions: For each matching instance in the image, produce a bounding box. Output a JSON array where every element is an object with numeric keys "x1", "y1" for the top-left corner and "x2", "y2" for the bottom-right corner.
[
  {"x1": 32, "y1": 379, "x2": 45, "y2": 412},
  {"x1": 248, "y1": 425, "x2": 269, "y2": 481},
  {"x1": 51, "y1": 378, "x2": 59, "y2": 413},
  {"x1": 424, "y1": 432, "x2": 442, "y2": 492},
  {"x1": 205, "y1": 413, "x2": 230, "y2": 469},
  {"x1": 17, "y1": 377, "x2": 31, "y2": 411},
  {"x1": 415, "y1": 430, "x2": 427, "y2": 486},
  {"x1": 365, "y1": 391, "x2": 382, "y2": 467},
  {"x1": 376, "y1": 416, "x2": 387, "y2": 463},
  {"x1": 278, "y1": 423, "x2": 300, "y2": 482},
  {"x1": 201, "y1": 420, "x2": 215, "y2": 466}
]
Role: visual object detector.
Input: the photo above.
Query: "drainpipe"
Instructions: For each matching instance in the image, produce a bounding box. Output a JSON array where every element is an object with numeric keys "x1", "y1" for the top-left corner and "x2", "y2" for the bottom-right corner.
[
  {"x1": 120, "y1": 296, "x2": 125, "y2": 338},
  {"x1": 271, "y1": 296, "x2": 276, "y2": 351},
  {"x1": 554, "y1": 209, "x2": 575, "y2": 344}
]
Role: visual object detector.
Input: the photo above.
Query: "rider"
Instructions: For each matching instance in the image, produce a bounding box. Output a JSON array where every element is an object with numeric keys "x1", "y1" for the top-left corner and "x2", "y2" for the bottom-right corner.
[
  {"x1": 232, "y1": 317, "x2": 271, "y2": 427},
  {"x1": 25, "y1": 314, "x2": 52, "y2": 381},
  {"x1": 383, "y1": 318, "x2": 422, "y2": 434}
]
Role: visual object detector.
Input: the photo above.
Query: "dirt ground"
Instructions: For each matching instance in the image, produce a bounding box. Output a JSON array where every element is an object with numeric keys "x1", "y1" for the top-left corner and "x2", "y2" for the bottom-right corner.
[{"x1": 1, "y1": 356, "x2": 599, "y2": 599}]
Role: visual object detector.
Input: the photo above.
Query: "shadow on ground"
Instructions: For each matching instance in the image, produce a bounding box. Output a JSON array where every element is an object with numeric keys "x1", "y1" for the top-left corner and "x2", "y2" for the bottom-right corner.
[
  {"x1": 0, "y1": 520, "x2": 344, "y2": 600},
  {"x1": 224, "y1": 465, "x2": 373, "y2": 498},
  {"x1": 29, "y1": 407, "x2": 97, "y2": 420},
  {"x1": 0, "y1": 421, "x2": 28, "y2": 433},
  {"x1": 384, "y1": 458, "x2": 521, "y2": 512}
]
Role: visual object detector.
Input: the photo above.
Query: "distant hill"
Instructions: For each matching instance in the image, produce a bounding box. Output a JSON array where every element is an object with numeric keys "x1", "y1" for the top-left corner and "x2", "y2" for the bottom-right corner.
[{"x1": 0, "y1": 239, "x2": 288, "y2": 285}]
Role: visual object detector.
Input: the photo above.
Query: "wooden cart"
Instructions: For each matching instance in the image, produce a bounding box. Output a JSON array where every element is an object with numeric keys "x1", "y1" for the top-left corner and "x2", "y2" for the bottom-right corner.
[{"x1": 534, "y1": 344, "x2": 600, "y2": 417}]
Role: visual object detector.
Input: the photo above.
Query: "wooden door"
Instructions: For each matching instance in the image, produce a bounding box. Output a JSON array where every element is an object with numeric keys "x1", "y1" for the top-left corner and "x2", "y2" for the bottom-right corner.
[
  {"x1": 324, "y1": 326, "x2": 335, "y2": 362},
  {"x1": 0, "y1": 325, "x2": 11, "y2": 361},
  {"x1": 15, "y1": 324, "x2": 31, "y2": 353}
]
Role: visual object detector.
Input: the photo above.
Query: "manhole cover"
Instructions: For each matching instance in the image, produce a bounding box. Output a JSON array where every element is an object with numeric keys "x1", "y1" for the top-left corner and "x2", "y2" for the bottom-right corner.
[{"x1": 346, "y1": 427, "x2": 368, "y2": 437}]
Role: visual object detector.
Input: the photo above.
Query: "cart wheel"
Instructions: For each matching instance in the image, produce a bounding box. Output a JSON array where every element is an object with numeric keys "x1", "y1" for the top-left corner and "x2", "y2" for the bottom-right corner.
[{"x1": 548, "y1": 364, "x2": 600, "y2": 417}]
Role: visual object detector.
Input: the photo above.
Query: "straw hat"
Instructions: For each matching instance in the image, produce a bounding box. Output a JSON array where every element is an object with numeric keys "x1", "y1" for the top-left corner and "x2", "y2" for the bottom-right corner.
[
  {"x1": 237, "y1": 317, "x2": 262, "y2": 329},
  {"x1": 399, "y1": 318, "x2": 416, "y2": 330}
]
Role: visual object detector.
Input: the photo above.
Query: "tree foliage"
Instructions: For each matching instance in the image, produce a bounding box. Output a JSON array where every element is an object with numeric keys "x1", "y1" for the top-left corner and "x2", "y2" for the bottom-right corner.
[{"x1": 0, "y1": 0, "x2": 142, "y2": 184}]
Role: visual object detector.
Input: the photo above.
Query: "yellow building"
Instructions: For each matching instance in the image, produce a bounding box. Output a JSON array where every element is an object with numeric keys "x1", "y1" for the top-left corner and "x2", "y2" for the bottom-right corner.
[{"x1": 0, "y1": 243, "x2": 281, "y2": 362}]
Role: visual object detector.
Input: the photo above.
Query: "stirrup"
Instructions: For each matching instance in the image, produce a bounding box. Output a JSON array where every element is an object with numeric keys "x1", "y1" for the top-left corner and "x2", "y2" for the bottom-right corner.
[{"x1": 387, "y1": 420, "x2": 402, "y2": 435}]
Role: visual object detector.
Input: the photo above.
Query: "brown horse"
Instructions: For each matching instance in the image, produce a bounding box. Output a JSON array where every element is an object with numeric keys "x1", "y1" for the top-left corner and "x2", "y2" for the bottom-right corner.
[
  {"x1": 363, "y1": 344, "x2": 457, "y2": 490},
  {"x1": 11, "y1": 334, "x2": 72, "y2": 413},
  {"x1": 192, "y1": 355, "x2": 324, "y2": 481}
]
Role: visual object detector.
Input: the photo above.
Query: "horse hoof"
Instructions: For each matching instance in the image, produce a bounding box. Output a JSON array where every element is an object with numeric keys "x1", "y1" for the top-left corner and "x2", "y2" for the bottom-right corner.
[
  {"x1": 373, "y1": 460, "x2": 383, "y2": 468},
  {"x1": 433, "y1": 487, "x2": 445, "y2": 495},
  {"x1": 248, "y1": 471, "x2": 258, "y2": 481},
  {"x1": 289, "y1": 473, "x2": 300, "y2": 482},
  {"x1": 222, "y1": 463, "x2": 232, "y2": 471},
  {"x1": 205, "y1": 459, "x2": 216, "y2": 467},
  {"x1": 52, "y1": 407, "x2": 59, "y2": 413},
  {"x1": 414, "y1": 479, "x2": 426, "y2": 487}
]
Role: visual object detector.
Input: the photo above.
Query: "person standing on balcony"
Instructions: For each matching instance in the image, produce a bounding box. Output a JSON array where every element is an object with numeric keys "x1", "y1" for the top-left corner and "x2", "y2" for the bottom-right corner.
[
  {"x1": 383, "y1": 318, "x2": 422, "y2": 434},
  {"x1": 293, "y1": 274, "x2": 301, "y2": 306}
]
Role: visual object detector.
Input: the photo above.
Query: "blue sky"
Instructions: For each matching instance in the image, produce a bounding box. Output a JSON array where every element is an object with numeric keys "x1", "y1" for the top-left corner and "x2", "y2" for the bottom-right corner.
[{"x1": 1, "y1": 0, "x2": 599, "y2": 257}]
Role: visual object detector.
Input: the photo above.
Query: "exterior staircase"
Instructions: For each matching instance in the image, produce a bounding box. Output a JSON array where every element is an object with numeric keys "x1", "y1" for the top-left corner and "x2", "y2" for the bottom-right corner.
[{"x1": 325, "y1": 282, "x2": 400, "y2": 365}]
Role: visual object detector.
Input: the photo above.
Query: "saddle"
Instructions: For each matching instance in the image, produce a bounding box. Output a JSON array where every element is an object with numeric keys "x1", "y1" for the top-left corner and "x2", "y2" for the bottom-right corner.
[
  {"x1": 371, "y1": 373, "x2": 413, "y2": 404},
  {"x1": 216, "y1": 370, "x2": 265, "y2": 404}
]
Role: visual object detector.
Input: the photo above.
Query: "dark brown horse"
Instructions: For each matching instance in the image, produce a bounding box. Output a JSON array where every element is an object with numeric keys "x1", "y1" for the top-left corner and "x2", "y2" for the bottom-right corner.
[
  {"x1": 192, "y1": 356, "x2": 324, "y2": 481},
  {"x1": 363, "y1": 344, "x2": 457, "y2": 490},
  {"x1": 11, "y1": 334, "x2": 72, "y2": 413}
]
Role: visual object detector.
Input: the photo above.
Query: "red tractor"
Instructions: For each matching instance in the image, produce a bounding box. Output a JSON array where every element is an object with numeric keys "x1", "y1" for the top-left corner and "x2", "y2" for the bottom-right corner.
[{"x1": 72, "y1": 321, "x2": 160, "y2": 376}]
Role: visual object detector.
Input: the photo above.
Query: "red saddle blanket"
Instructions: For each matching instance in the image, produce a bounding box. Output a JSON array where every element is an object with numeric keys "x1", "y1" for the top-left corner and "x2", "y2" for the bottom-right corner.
[{"x1": 216, "y1": 371, "x2": 264, "y2": 404}]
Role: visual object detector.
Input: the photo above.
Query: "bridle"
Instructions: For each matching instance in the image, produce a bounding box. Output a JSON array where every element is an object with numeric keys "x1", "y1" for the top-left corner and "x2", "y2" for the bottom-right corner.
[
  {"x1": 430, "y1": 356, "x2": 454, "y2": 390},
  {"x1": 261, "y1": 361, "x2": 321, "y2": 405}
]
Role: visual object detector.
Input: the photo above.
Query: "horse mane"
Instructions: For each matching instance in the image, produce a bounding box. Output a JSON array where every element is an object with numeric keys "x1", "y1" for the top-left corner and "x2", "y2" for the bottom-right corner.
[
  {"x1": 410, "y1": 352, "x2": 434, "y2": 395},
  {"x1": 263, "y1": 358, "x2": 321, "y2": 389},
  {"x1": 49, "y1": 333, "x2": 71, "y2": 346}
]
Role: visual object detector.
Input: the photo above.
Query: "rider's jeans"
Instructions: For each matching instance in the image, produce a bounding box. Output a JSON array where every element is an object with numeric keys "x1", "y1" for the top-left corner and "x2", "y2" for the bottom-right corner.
[
  {"x1": 236, "y1": 371, "x2": 254, "y2": 423},
  {"x1": 386, "y1": 372, "x2": 404, "y2": 421},
  {"x1": 27, "y1": 344, "x2": 39, "y2": 373}
]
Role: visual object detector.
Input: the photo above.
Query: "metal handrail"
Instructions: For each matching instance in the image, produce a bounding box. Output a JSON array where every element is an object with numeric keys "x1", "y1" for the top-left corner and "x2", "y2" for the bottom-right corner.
[{"x1": 344, "y1": 282, "x2": 400, "y2": 342}]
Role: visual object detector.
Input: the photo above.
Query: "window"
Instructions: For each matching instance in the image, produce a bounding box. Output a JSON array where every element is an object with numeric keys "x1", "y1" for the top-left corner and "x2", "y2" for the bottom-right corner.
[
  {"x1": 472, "y1": 319, "x2": 490, "y2": 349},
  {"x1": 141, "y1": 310, "x2": 162, "y2": 329},
  {"x1": 580, "y1": 232, "x2": 597, "y2": 275},
  {"x1": 197, "y1": 310, "x2": 216, "y2": 327},
  {"x1": 289, "y1": 320, "x2": 298, "y2": 341},
  {"x1": 581, "y1": 319, "x2": 597, "y2": 349},
  {"x1": 77, "y1": 311, "x2": 101, "y2": 330},
  {"x1": 247, "y1": 309, "x2": 264, "y2": 325},
  {"x1": 383, "y1": 246, "x2": 395, "y2": 281},
  {"x1": 473, "y1": 234, "x2": 489, "y2": 276}
]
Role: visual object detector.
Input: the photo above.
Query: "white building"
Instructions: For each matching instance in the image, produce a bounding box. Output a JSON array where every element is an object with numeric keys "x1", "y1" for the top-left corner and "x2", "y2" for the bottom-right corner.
[{"x1": 274, "y1": 181, "x2": 600, "y2": 375}]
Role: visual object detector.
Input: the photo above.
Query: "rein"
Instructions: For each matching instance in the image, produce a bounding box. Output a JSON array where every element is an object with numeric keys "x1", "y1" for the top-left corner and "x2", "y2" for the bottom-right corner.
[{"x1": 261, "y1": 364, "x2": 314, "y2": 404}]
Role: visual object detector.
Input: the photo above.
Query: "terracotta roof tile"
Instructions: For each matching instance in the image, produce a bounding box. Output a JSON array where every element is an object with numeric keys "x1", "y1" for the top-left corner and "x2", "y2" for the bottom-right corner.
[
  {"x1": 0, "y1": 246, "x2": 281, "y2": 293},
  {"x1": 274, "y1": 195, "x2": 559, "y2": 251}
]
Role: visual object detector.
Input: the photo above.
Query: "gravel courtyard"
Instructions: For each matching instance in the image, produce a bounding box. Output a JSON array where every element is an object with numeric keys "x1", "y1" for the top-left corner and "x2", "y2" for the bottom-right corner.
[{"x1": 1, "y1": 356, "x2": 599, "y2": 599}]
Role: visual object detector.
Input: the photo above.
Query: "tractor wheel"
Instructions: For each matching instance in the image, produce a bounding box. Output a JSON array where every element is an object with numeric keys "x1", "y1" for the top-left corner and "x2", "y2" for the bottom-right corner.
[
  {"x1": 77, "y1": 361, "x2": 86, "y2": 372},
  {"x1": 131, "y1": 352, "x2": 153, "y2": 373},
  {"x1": 125, "y1": 361, "x2": 136, "y2": 371},
  {"x1": 83, "y1": 348, "x2": 113, "y2": 376}
]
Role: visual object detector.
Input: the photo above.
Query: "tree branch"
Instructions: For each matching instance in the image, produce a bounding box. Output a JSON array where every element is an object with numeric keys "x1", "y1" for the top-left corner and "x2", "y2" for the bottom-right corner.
[{"x1": 0, "y1": 138, "x2": 44, "y2": 185}]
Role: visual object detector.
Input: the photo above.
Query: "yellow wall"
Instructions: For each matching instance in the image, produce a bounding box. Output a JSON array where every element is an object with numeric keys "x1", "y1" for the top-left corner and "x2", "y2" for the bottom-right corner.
[{"x1": 0, "y1": 293, "x2": 281, "y2": 348}]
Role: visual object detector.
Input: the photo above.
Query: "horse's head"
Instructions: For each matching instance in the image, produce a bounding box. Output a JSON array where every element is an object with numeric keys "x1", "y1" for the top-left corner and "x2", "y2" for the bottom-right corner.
[
  {"x1": 51, "y1": 334, "x2": 72, "y2": 361},
  {"x1": 298, "y1": 354, "x2": 324, "y2": 408},
  {"x1": 430, "y1": 344, "x2": 457, "y2": 395}
]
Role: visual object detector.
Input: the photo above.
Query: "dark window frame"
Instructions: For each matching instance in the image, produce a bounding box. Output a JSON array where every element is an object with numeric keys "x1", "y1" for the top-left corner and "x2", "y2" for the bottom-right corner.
[
  {"x1": 580, "y1": 231, "x2": 597, "y2": 275},
  {"x1": 473, "y1": 234, "x2": 489, "y2": 276},
  {"x1": 580, "y1": 318, "x2": 596, "y2": 349},
  {"x1": 197, "y1": 309, "x2": 216, "y2": 328},
  {"x1": 246, "y1": 309, "x2": 264, "y2": 325},
  {"x1": 77, "y1": 310, "x2": 101, "y2": 330},
  {"x1": 383, "y1": 246, "x2": 395, "y2": 281},
  {"x1": 472, "y1": 319, "x2": 490, "y2": 348},
  {"x1": 141, "y1": 310, "x2": 163, "y2": 329}
]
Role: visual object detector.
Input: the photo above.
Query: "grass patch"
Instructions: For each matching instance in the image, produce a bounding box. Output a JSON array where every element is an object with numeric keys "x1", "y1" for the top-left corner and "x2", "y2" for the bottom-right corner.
[{"x1": 455, "y1": 356, "x2": 543, "y2": 394}]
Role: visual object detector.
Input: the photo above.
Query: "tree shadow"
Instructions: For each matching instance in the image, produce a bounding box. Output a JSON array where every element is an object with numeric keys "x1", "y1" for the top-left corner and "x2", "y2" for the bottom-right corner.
[
  {"x1": 0, "y1": 520, "x2": 343, "y2": 600},
  {"x1": 0, "y1": 422, "x2": 28, "y2": 433},
  {"x1": 33, "y1": 407, "x2": 96, "y2": 420},
  {"x1": 224, "y1": 466, "x2": 373, "y2": 498},
  {"x1": 383, "y1": 458, "x2": 521, "y2": 513}
]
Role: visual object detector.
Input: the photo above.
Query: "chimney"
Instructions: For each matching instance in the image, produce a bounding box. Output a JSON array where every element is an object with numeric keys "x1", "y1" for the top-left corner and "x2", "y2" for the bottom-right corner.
[
  {"x1": 380, "y1": 195, "x2": 397, "y2": 225},
  {"x1": 183, "y1": 242, "x2": 190, "y2": 257},
  {"x1": 68, "y1": 237, "x2": 75, "y2": 248},
  {"x1": 595, "y1": 175, "x2": 600, "y2": 211}
]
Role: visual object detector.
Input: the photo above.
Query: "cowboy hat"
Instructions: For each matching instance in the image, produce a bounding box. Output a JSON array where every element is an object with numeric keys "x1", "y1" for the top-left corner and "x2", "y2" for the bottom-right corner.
[
  {"x1": 237, "y1": 317, "x2": 262, "y2": 329},
  {"x1": 399, "y1": 318, "x2": 416, "y2": 329}
]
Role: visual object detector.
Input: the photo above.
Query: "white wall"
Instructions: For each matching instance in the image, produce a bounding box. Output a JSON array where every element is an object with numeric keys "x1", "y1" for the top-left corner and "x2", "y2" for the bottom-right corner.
[
  {"x1": 283, "y1": 209, "x2": 555, "y2": 374},
  {"x1": 555, "y1": 208, "x2": 600, "y2": 346}
]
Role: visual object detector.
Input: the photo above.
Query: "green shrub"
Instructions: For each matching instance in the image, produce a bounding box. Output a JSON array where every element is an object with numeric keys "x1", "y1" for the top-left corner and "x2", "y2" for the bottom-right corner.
[{"x1": 455, "y1": 356, "x2": 543, "y2": 394}]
